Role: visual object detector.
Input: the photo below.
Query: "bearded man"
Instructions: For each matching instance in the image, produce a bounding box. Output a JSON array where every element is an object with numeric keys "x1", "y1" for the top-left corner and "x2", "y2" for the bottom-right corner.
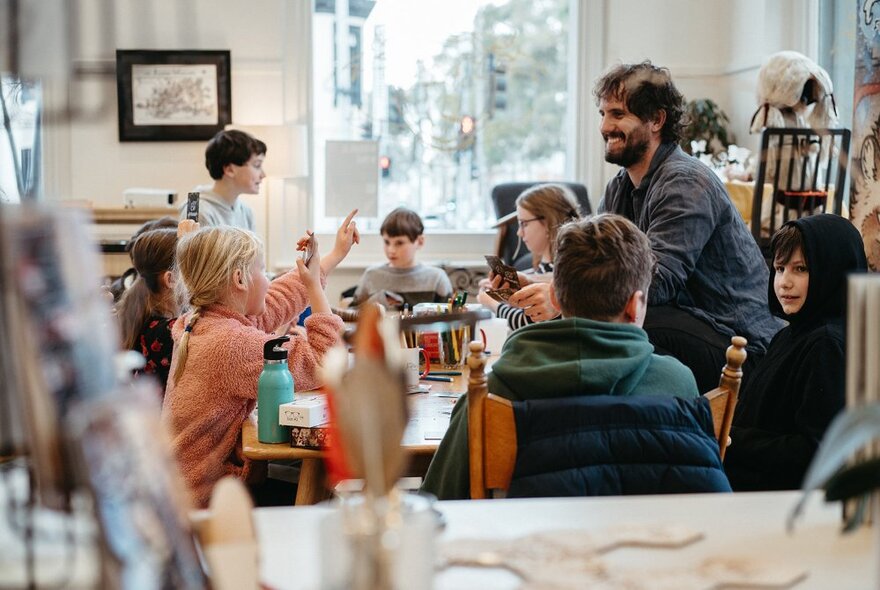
[{"x1": 509, "y1": 61, "x2": 782, "y2": 391}]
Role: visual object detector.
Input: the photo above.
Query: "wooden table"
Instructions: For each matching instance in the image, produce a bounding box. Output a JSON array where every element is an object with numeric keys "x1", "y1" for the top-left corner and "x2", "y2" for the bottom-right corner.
[
  {"x1": 254, "y1": 491, "x2": 874, "y2": 589},
  {"x1": 242, "y1": 368, "x2": 478, "y2": 505}
]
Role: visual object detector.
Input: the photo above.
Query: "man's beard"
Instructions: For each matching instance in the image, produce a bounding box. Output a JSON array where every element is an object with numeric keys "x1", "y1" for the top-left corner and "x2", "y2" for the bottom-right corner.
[{"x1": 604, "y1": 131, "x2": 650, "y2": 168}]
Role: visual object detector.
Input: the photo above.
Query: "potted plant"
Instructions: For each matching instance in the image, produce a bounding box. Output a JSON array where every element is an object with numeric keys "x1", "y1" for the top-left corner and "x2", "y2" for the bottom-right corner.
[{"x1": 680, "y1": 98, "x2": 733, "y2": 156}]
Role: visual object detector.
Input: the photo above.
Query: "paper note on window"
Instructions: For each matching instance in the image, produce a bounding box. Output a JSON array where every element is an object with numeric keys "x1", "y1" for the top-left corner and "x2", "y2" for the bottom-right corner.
[{"x1": 325, "y1": 140, "x2": 379, "y2": 217}]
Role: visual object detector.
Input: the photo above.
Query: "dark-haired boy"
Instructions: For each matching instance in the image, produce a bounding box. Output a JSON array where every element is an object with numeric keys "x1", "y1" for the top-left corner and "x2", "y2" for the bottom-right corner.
[
  {"x1": 421, "y1": 214, "x2": 699, "y2": 500},
  {"x1": 181, "y1": 129, "x2": 266, "y2": 230},
  {"x1": 352, "y1": 207, "x2": 452, "y2": 308}
]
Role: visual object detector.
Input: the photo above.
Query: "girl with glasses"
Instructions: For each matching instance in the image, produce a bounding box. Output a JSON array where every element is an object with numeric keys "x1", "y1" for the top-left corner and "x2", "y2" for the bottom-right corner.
[{"x1": 478, "y1": 183, "x2": 581, "y2": 330}]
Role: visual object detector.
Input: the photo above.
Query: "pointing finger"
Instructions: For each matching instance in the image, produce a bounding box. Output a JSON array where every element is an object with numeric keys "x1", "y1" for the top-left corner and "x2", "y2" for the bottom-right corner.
[{"x1": 342, "y1": 208, "x2": 358, "y2": 228}]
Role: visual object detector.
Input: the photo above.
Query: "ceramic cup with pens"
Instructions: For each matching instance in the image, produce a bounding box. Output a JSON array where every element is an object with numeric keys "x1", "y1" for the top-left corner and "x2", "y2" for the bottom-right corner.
[{"x1": 403, "y1": 347, "x2": 430, "y2": 393}]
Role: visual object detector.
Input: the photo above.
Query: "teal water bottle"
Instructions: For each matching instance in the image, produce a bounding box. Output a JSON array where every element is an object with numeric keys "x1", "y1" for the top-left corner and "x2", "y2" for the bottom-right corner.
[{"x1": 257, "y1": 336, "x2": 295, "y2": 443}]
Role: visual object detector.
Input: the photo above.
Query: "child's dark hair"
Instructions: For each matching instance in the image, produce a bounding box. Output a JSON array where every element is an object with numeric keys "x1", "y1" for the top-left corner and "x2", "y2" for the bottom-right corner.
[
  {"x1": 771, "y1": 224, "x2": 805, "y2": 265},
  {"x1": 205, "y1": 130, "x2": 267, "y2": 180},
  {"x1": 115, "y1": 228, "x2": 179, "y2": 350},
  {"x1": 553, "y1": 214, "x2": 656, "y2": 320},
  {"x1": 380, "y1": 207, "x2": 424, "y2": 242},
  {"x1": 109, "y1": 217, "x2": 179, "y2": 302}
]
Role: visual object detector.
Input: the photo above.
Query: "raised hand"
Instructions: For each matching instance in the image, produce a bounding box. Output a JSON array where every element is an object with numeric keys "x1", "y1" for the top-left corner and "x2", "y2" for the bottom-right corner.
[
  {"x1": 295, "y1": 232, "x2": 331, "y2": 315},
  {"x1": 177, "y1": 219, "x2": 200, "y2": 238},
  {"x1": 335, "y1": 208, "x2": 360, "y2": 256},
  {"x1": 295, "y1": 230, "x2": 321, "y2": 272},
  {"x1": 319, "y1": 209, "x2": 360, "y2": 276}
]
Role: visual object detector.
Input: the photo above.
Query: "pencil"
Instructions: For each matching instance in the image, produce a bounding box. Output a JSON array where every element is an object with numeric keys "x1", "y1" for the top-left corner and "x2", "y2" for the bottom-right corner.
[
  {"x1": 420, "y1": 375, "x2": 454, "y2": 382},
  {"x1": 429, "y1": 371, "x2": 462, "y2": 376}
]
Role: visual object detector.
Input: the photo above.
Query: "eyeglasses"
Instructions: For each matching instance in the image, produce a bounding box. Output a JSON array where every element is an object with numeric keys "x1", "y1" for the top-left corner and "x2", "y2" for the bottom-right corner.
[{"x1": 517, "y1": 216, "x2": 545, "y2": 229}]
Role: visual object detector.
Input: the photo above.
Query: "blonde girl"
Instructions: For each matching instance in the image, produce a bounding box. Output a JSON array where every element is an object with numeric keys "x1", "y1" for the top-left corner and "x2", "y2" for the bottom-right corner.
[
  {"x1": 479, "y1": 183, "x2": 581, "y2": 329},
  {"x1": 162, "y1": 227, "x2": 343, "y2": 507}
]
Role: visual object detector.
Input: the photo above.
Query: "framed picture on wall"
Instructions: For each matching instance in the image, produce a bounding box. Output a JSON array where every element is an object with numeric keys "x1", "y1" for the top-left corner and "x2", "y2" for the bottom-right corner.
[{"x1": 116, "y1": 49, "x2": 231, "y2": 142}]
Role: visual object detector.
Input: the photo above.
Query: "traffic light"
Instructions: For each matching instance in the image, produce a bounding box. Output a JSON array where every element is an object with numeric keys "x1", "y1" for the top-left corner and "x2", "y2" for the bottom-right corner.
[
  {"x1": 488, "y1": 53, "x2": 507, "y2": 118},
  {"x1": 458, "y1": 115, "x2": 476, "y2": 150},
  {"x1": 380, "y1": 155, "x2": 391, "y2": 178}
]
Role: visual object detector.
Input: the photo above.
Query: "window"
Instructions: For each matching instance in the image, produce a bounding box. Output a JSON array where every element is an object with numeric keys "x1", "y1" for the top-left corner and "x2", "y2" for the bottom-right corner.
[
  {"x1": 312, "y1": 0, "x2": 572, "y2": 232},
  {"x1": 818, "y1": 0, "x2": 855, "y2": 130}
]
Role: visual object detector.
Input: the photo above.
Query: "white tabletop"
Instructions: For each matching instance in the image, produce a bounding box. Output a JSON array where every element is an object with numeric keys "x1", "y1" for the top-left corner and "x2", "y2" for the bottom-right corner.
[{"x1": 255, "y1": 491, "x2": 874, "y2": 590}]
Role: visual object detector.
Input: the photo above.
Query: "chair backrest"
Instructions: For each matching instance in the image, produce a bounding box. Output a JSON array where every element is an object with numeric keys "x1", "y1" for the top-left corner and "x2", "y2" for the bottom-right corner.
[
  {"x1": 701, "y1": 335, "x2": 747, "y2": 460},
  {"x1": 490, "y1": 182, "x2": 591, "y2": 270},
  {"x1": 751, "y1": 127, "x2": 851, "y2": 255},
  {"x1": 467, "y1": 336, "x2": 747, "y2": 499}
]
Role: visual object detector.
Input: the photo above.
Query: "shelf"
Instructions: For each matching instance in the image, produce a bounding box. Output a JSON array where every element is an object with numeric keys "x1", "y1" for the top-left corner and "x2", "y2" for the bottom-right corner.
[{"x1": 91, "y1": 207, "x2": 178, "y2": 224}]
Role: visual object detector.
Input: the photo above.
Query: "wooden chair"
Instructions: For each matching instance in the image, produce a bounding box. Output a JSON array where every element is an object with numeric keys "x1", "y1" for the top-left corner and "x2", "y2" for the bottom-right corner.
[
  {"x1": 702, "y1": 335, "x2": 748, "y2": 461},
  {"x1": 750, "y1": 127, "x2": 850, "y2": 259},
  {"x1": 467, "y1": 336, "x2": 748, "y2": 500}
]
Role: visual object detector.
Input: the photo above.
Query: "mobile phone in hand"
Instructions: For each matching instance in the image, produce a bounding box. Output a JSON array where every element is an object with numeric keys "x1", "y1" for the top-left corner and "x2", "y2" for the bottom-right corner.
[
  {"x1": 484, "y1": 255, "x2": 520, "y2": 289},
  {"x1": 186, "y1": 192, "x2": 200, "y2": 222},
  {"x1": 301, "y1": 235, "x2": 315, "y2": 267}
]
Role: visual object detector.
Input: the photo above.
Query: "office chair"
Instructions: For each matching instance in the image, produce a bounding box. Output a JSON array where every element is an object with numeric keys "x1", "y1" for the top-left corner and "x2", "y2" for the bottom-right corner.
[
  {"x1": 751, "y1": 127, "x2": 851, "y2": 257},
  {"x1": 490, "y1": 182, "x2": 591, "y2": 270},
  {"x1": 467, "y1": 337, "x2": 746, "y2": 500}
]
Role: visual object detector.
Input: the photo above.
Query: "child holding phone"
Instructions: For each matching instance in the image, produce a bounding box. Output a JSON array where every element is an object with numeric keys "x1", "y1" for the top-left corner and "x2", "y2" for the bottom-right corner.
[
  {"x1": 162, "y1": 227, "x2": 343, "y2": 507},
  {"x1": 181, "y1": 129, "x2": 265, "y2": 230},
  {"x1": 478, "y1": 183, "x2": 581, "y2": 330}
]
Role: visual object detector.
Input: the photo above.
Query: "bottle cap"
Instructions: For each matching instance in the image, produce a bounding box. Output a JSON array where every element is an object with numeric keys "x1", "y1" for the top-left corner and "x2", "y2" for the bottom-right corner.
[{"x1": 263, "y1": 335, "x2": 290, "y2": 361}]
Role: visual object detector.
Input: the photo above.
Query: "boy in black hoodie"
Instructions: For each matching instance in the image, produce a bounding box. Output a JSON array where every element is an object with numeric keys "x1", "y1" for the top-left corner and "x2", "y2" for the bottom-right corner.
[{"x1": 725, "y1": 214, "x2": 867, "y2": 490}]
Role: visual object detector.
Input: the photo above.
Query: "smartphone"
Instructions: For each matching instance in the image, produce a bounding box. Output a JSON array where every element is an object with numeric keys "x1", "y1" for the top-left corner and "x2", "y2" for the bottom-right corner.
[
  {"x1": 186, "y1": 192, "x2": 200, "y2": 222},
  {"x1": 301, "y1": 234, "x2": 315, "y2": 266},
  {"x1": 484, "y1": 255, "x2": 520, "y2": 289}
]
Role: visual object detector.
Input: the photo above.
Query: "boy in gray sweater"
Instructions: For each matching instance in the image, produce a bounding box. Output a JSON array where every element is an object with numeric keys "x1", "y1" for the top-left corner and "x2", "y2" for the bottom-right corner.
[{"x1": 353, "y1": 207, "x2": 452, "y2": 309}]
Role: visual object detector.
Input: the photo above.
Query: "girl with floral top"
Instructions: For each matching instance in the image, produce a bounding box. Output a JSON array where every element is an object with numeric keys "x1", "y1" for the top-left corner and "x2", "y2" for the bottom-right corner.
[{"x1": 115, "y1": 223, "x2": 188, "y2": 395}]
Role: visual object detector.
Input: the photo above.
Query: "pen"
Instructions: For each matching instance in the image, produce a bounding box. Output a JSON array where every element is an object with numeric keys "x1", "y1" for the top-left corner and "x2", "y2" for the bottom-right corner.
[
  {"x1": 420, "y1": 375, "x2": 454, "y2": 383},
  {"x1": 428, "y1": 371, "x2": 462, "y2": 376}
]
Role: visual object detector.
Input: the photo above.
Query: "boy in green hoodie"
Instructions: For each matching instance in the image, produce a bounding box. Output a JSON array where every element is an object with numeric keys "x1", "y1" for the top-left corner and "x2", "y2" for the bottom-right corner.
[{"x1": 421, "y1": 214, "x2": 699, "y2": 500}]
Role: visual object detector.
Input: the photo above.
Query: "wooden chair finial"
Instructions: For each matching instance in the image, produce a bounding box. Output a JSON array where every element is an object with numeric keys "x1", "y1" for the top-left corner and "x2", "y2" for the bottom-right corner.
[
  {"x1": 724, "y1": 336, "x2": 748, "y2": 377},
  {"x1": 467, "y1": 340, "x2": 489, "y2": 499},
  {"x1": 715, "y1": 336, "x2": 747, "y2": 461}
]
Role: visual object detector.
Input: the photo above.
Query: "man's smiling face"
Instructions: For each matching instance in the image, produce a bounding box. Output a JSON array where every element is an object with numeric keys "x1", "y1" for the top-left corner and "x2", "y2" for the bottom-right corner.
[{"x1": 599, "y1": 97, "x2": 653, "y2": 168}]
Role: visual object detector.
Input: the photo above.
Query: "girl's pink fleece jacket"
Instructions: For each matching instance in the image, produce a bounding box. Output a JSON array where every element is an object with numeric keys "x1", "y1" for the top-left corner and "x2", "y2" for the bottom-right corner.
[{"x1": 161, "y1": 269, "x2": 343, "y2": 507}]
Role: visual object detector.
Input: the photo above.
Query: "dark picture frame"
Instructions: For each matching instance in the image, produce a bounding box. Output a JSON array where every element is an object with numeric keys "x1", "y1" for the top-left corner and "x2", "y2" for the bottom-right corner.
[{"x1": 116, "y1": 49, "x2": 231, "y2": 142}]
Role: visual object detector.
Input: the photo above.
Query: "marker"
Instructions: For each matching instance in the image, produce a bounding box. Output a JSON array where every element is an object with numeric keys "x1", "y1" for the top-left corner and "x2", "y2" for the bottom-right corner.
[{"x1": 420, "y1": 375, "x2": 454, "y2": 383}]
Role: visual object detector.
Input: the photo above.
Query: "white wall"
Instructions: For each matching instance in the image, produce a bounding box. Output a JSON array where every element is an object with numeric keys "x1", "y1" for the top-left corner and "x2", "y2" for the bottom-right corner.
[
  {"x1": 65, "y1": 0, "x2": 289, "y2": 202},
  {"x1": 583, "y1": 0, "x2": 818, "y2": 191}
]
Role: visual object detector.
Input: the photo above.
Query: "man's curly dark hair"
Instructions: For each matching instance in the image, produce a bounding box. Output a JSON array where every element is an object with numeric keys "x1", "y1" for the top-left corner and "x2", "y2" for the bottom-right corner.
[{"x1": 593, "y1": 61, "x2": 688, "y2": 144}]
